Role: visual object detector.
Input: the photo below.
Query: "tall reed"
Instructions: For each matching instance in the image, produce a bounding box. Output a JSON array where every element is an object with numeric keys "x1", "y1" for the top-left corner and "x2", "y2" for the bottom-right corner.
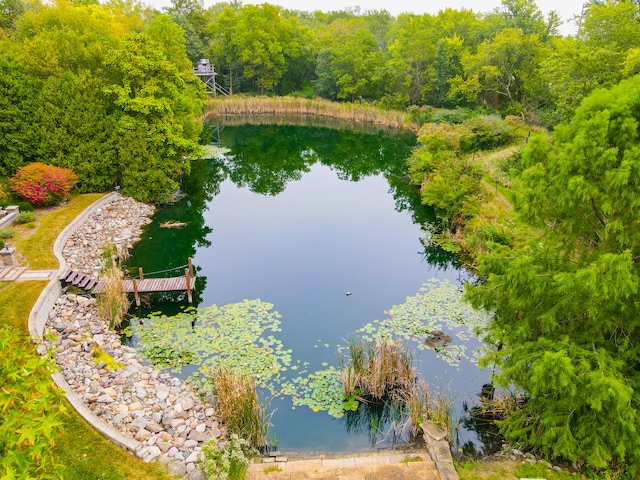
[
  {"x1": 210, "y1": 364, "x2": 271, "y2": 450},
  {"x1": 96, "y1": 243, "x2": 130, "y2": 329},
  {"x1": 205, "y1": 96, "x2": 417, "y2": 132},
  {"x1": 404, "y1": 379, "x2": 454, "y2": 441},
  {"x1": 341, "y1": 337, "x2": 416, "y2": 401}
]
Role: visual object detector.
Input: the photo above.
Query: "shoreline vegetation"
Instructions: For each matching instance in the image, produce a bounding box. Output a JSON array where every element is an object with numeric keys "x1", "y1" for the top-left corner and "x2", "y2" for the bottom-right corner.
[
  {"x1": 203, "y1": 96, "x2": 526, "y2": 267},
  {"x1": 1, "y1": 194, "x2": 170, "y2": 479},
  {"x1": 205, "y1": 96, "x2": 418, "y2": 132}
]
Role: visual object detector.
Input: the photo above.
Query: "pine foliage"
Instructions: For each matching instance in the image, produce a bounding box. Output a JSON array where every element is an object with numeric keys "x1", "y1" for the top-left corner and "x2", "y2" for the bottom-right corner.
[{"x1": 468, "y1": 75, "x2": 640, "y2": 474}]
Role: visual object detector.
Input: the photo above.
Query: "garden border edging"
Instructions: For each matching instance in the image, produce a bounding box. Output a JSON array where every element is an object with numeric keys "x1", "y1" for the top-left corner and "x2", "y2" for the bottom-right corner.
[{"x1": 28, "y1": 192, "x2": 140, "y2": 453}]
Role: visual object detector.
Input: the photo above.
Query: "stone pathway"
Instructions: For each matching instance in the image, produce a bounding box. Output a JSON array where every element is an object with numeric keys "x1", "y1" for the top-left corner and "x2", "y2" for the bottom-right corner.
[
  {"x1": 246, "y1": 450, "x2": 439, "y2": 480},
  {"x1": 0, "y1": 267, "x2": 58, "y2": 281}
]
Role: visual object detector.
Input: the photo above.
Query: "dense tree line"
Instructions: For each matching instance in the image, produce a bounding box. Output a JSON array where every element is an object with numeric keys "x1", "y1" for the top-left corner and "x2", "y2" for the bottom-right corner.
[
  {"x1": 0, "y1": 0, "x2": 206, "y2": 201},
  {"x1": 2, "y1": 0, "x2": 640, "y2": 200},
  {"x1": 3, "y1": 0, "x2": 640, "y2": 476},
  {"x1": 171, "y1": 0, "x2": 640, "y2": 122}
]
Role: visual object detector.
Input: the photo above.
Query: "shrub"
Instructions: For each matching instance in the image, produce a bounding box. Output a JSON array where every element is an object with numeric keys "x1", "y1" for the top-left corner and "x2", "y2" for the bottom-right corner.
[
  {"x1": 0, "y1": 229, "x2": 14, "y2": 239},
  {"x1": 17, "y1": 201, "x2": 34, "y2": 212},
  {"x1": 199, "y1": 434, "x2": 257, "y2": 480},
  {"x1": 9, "y1": 162, "x2": 77, "y2": 206},
  {"x1": 16, "y1": 211, "x2": 36, "y2": 223},
  {"x1": 404, "y1": 105, "x2": 434, "y2": 126},
  {"x1": 431, "y1": 107, "x2": 475, "y2": 124},
  {"x1": 460, "y1": 115, "x2": 514, "y2": 152},
  {"x1": 0, "y1": 324, "x2": 66, "y2": 478}
]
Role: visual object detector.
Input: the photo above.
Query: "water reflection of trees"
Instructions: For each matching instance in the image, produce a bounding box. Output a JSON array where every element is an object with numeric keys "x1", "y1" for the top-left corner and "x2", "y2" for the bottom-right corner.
[
  {"x1": 458, "y1": 385, "x2": 504, "y2": 458},
  {"x1": 128, "y1": 122, "x2": 462, "y2": 306},
  {"x1": 343, "y1": 398, "x2": 412, "y2": 448}
]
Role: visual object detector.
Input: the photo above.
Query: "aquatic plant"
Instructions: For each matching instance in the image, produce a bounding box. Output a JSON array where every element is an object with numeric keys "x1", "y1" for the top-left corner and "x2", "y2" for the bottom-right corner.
[
  {"x1": 282, "y1": 367, "x2": 347, "y2": 418},
  {"x1": 199, "y1": 434, "x2": 257, "y2": 480},
  {"x1": 206, "y1": 96, "x2": 412, "y2": 131},
  {"x1": 357, "y1": 278, "x2": 492, "y2": 367},
  {"x1": 403, "y1": 379, "x2": 453, "y2": 440},
  {"x1": 207, "y1": 364, "x2": 271, "y2": 449},
  {"x1": 340, "y1": 337, "x2": 416, "y2": 401},
  {"x1": 134, "y1": 300, "x2": 292, "y2": 384}
]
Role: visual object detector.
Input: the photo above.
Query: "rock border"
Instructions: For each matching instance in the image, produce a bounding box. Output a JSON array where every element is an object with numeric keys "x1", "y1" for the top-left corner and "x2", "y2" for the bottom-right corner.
[
  {"x1": 28, "y1": 193, "x2": 136, "y2": 452},
  {"x1": 421, "y1": 420, "x2": 459, "y2": 480},
  {"x1": 28, "y1": 193, "x2": 220, "y2": 479}
]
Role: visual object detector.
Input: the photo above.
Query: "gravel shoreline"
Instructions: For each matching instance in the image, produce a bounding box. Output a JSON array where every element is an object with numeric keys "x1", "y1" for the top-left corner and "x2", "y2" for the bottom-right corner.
[{"x1": 40, "y1": 195, "x2": 222, "y2": 480}]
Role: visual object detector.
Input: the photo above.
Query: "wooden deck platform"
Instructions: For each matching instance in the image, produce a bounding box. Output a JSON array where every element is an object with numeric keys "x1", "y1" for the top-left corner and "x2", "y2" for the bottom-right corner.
[
  {"x1": 106, "y1": 276, "x2": 196, "y2": 294},
  {"x1": 61, "y1": 268, "x2": 196, "y2": 298}
]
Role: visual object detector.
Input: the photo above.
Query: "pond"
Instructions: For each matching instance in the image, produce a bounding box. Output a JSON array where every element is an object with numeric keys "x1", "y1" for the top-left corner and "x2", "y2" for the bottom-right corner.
[{"x1": 126, "y1": 123, "x2": 493, "y2": 454}]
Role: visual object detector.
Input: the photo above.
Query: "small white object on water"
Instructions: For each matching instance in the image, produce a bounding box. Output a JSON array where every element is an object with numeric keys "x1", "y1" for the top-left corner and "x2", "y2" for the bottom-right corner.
[{"x1": 345, "y1": 292, "x2": 352, "y2": 296}]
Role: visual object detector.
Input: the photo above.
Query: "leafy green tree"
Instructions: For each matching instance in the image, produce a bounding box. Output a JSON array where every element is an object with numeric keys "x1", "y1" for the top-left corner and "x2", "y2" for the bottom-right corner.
[
  {"x1": 541, "y1": 37, "x2": 621, "y2": 121},
  {"x1": 450, "y1": 28, "x2": 544, "y2": 114},
  {"x1": 0, "y1": 49, "x2": 37, "y2": 176},
  {"x1": 170, "y1": 13, "x2": 206, "y2": 64},
  {"x1": 104, "y1": 33, "x2": 204, "y2": 201},
  {"x1": 386, "y1": 14, "x2": 438, "y2": 105},
  {"x1": 331, "y1": 28, "x2": 384, "y2": 101},
  {"x1": 313, "y1": 48, "x2": 338, "y2": 99},
  {"x1": 14, "y1": 1, "x2": 134, "y2": 79},
  {"x1": 467, "y1": 75, "x2": 640, "y2": 474},
  {"x1": 36, "y1": 71, "x2": 117, "y2": 192},
  {"x1": 0, "y1": 325, "x2": 66, "y2": 479},
  {"x1": 432, "y1": 35, "x2": 466, "y2": 108},
  {"x1": 483, "y1": 0, "x2": 556, "y2": 39},
  {"x1": 579, "y1": 0, "x2": 640, "y2": 52},
  {"x1": 211, "y1": 4, "x2": 310, "y2": 93},
  {"x1": 0, "y1": 0, "x2": 25, "y2": 32}
]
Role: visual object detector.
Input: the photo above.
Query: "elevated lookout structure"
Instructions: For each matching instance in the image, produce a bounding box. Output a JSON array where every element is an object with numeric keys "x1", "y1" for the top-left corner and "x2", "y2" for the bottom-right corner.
[{"x1": 194, "y1": 58, "x2": 229, "y2": 96}]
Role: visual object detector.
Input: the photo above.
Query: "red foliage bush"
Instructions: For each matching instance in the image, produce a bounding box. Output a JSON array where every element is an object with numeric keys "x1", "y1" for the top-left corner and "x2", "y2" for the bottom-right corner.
[{"x1": 9, "y1": 162, "x2": 78, "y2": 206}]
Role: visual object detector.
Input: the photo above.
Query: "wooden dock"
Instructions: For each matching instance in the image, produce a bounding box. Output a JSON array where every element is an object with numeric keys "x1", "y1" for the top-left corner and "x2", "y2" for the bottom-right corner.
[
  {"x1": 100, "y1": 276, "x2": 196, "y2": 294},
  {"x1": 61, "y1": 259, "x2": 196, "y2": 304}
]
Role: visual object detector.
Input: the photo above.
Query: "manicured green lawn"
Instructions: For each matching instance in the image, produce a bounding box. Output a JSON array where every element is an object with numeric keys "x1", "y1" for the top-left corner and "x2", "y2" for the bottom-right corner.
[{"x1": 17, "y1": 193, "x2": 104, "y2": 269}]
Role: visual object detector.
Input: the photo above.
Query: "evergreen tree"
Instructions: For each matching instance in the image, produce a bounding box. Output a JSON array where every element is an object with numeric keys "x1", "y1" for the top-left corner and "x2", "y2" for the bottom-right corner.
[{"x1": 467, "y1": 75, "x2": 640, "y2": 474}]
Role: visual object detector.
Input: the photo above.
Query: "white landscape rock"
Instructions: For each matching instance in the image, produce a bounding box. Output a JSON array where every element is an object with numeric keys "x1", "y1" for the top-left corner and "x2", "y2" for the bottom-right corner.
[{"x1": 42, "y1": 195, "x2": 225, "y2": 479}]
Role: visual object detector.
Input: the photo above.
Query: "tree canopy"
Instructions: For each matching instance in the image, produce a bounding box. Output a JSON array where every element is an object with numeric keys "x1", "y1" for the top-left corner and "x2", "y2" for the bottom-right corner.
[{"x1": 467, "y1": 74, "x2": 640, "y2": 474}]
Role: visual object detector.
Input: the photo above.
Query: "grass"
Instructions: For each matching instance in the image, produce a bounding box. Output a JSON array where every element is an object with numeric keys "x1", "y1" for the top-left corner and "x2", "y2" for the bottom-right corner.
[
  {"x1": 0, "y1": 280, "x2": 48, "y2": 339},
  {"x1": 457, "y1": 458, "x2": 579, "y2": 480},
  {"x1": 96, "y1": 244, "x2": 130, "y2": 329},
  {"x1": 16, "y1": 193, "x2": 104, "y2": 269},
  {"x1": 205, "y1": 96, "x2": 417, "y2": 131},
  {"x1": 52, "y1": 409, "x2": 169, "y2": 480},
  {"x1": 263, "y1": 465, "x2": 283, "y2": 473},
  {"x1": 1, "y1": 194, "x2": 172, "y2": 480},
  {"x1": 211, "y1": 364, "x2": 270, "y2": 449},
  {"x1": 404, "y1": 379, "x2": 453, "y2": 440}
]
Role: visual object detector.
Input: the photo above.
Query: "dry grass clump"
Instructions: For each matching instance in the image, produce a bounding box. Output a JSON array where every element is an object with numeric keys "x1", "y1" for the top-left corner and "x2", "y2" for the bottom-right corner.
[
  {"x1": 341, "y1": 338, "x2": 416, "y2": 401},
  {"x1": 96, "y1": 243, "x2": 129, "y2": 329},
  {"x1": 205, "y1": 96, "x2": 415, "y2": 131},
  {"x1": 404, "y1": 379, "x2": 453, "y2": 439},
  {"x1": 210, "y1": 364, "x2": 270, "y2": 449},
  {"x1": 340, "y1": 338, "x2": 455, "y2": 442}
]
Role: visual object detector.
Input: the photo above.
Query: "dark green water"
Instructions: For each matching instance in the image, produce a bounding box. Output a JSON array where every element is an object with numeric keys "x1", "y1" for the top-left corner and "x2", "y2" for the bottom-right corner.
[{"x1": 127, "y1": 124, "x2": 491, "y2": 453}]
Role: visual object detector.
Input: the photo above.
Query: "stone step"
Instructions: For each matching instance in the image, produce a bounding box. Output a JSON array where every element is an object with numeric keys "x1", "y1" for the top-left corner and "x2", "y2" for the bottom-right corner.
[
  {"x1": 246, "y1": 451, "x2": 439, "y2": 480},
  {"x1": 0, "y1": 267, "x2": 27, "y2": 281}
]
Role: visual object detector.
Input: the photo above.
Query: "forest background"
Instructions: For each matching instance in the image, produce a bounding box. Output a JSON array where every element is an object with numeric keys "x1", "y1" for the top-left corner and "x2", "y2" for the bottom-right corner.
[{"x1": 2, "y1": 0, "x2": 640, "y2": 478}]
